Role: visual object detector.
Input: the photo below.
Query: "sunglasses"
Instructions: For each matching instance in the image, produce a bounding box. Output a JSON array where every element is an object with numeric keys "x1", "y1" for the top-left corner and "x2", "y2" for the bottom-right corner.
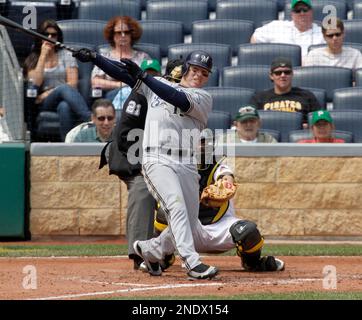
[
  {"x1": 114, "y1": 30, "x2": 132, "y2": 36},
  {"x1": 44, "y1": 32, "x2": 58, "y2": 38},
  {"x1": 97, "y1": 116, "x2": 115, "y2": 121},
  {"x1": 292, "y1": 7, "x2": 310, "y2": 14},
  {"x1": 325, "y1": 32, "x2": 342, "y2": 38},
  {"x1": 272, "y1": 70, "x2": 292, "y2": 76}
]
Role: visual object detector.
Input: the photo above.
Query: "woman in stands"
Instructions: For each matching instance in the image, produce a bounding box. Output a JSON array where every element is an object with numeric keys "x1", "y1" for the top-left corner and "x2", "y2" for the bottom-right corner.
[
  {"x1": 91, "y1": 16, "x2": 150, "y2": 102},
  {"x1": 23, "y1": 19, "x2": 91, "y2": 141}
]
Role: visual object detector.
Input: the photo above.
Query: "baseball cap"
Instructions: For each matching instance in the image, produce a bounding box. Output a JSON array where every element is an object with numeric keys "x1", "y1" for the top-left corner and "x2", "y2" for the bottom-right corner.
[
  {"x1": 291, "y1": 0, "x2": 312, "y2": 9},
  {"x1": 270, "y1": 57, "x2": 293, "y2": 72},
  {"x1": 311, "y1": 110, "x2": 333, "y2": 125},
  {"x1": 140, "y1": 59, "x2": 161, "y2": 73},
  {"x1": 235, "y1": 105, "x2": 259, "y2": 122}
]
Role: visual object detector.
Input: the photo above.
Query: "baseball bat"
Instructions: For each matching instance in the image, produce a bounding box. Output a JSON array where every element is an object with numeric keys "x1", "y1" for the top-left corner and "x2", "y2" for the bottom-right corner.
[{"x1": 0, "y1": 14, "x2": 77, "y2": 53}]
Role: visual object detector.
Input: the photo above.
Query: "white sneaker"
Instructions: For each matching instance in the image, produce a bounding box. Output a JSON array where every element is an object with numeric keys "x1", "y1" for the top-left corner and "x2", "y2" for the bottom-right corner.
[
  {"x1": 187, "y1": 263, "x2": 219, "y2": 280},
  {"x1": 133, "y1": 241, "x2": 162, "y2": 276}
]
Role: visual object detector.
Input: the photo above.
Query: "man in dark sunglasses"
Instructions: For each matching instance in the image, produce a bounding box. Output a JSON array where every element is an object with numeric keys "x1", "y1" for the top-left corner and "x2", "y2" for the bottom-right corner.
[
  {"x1": 250, "y1": 0, "x2": 325, "y2": 61},
  {"x1": 66, "y1": 98, "x2": 116, "y2": 142},
  {"x1": 304, "y1": 18, "x2": 362, "y2": 70},
  {"x1": 250, "y1": 57, "x2": 321, "y2": 128}
]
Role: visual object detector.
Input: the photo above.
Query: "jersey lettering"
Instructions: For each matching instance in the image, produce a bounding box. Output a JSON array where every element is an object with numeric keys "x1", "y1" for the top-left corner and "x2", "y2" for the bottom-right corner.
[
  {"x1": 264, "y1": 100, "x2": 302, "y2": 112},
  {"x1": 125, "y1": 100, "x2": 141, "y2": 116}
]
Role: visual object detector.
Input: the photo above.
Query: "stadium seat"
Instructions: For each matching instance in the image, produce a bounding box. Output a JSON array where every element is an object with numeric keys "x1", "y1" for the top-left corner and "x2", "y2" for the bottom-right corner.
[
  {"x1": 300, "y1": 87, "x2": 327, "y2": 110},
  {"x1": 308, "y1": 110, "x2": 362, "y2": 142},
  {"x1": 258, "y1": 110, "x2": 303, "y2": 142},
  {"x1": 0, "y1": 0, "x2": 9, "y2": 17},
  {"x1": 140, "y1": 20, "x2": 183, "y2": 57},
  {"x1": 6, "y1": 1, "x2": 57, "y2": 63},
  {"x1": 207, "y1": 110, "x2": 232, "y2": 131},
  {"x1": 288, "y1": 129, "x2": 353, "y2": 143},
  {"x1": 284, "y1": 0, "x2": 347, "y2": 22},
  {"x1": 259, "y1": 129, "x2": 281, "y2": 142},
  {"x1": 97, "y1": 43, "x2": 161, "y2": 62},
  {"x1": 216, "y1": 0, "x2": 278, "y2": 28},
  {"x1": 204, "y1": 87, "x2": 255, "y2": 117},
  {"x1": 355, "y1": 68, "x2": 362, "y2": 86},
  {"x1": 146, "y1": 0, "x2": 208, "y2": 34},
  {"x1": 57, "y1": 19, "x2": 106, "y2": 46},
  {"x1": 308, "y1": 42, "x2": 362, "y2": 53},
  {"x1": 292, "y1": 66, "x2": 353, "y2": 102},
  {"x1": 221, "y1": 65, "x2": 272, "y2": 91},
  {"x1": 333, "y1": 87, "x2": 362, "y2": 111},
  {"x1": 208, "y1": 0, "x2": 217, "y2": 12},
  {"x1": 78, "y1": 0, "x2": 141, "y2": 20},
  {"x1": 237, "y1": 43, "x2": 301, "y2": 67},
  {"x1": 343, "y1": 20, "x2": 362, "y2": 44},
  {"x1": 34, "y1": 42, "x2": 95, "y2": 142},
  {"x1": 353, "y1": 1, "x2": 362, "y2": 19},
  {"x1": 192, "y1": 20, "x2": 254, "y2": 56},
  {"x1": 168, "y1": 43, "x2": 232, "y2": 71},
  {"x1": 346, "y1": 0, "x2": 355, "y2": 11}
]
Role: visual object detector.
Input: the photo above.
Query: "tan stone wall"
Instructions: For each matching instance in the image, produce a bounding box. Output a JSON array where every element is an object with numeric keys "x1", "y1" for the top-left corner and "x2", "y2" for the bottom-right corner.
[{"x1": 30, "y1": 156, "x2": 362, "y2": 237}]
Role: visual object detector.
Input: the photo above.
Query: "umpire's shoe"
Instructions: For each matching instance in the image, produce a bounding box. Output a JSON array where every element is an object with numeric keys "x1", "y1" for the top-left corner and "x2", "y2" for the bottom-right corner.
[
  {"x1": 187, "y1": 263, "x2": 219, "y2": 280},
  {"x1": 133, "y1": 241, "x2": 162, "y2": 276}
]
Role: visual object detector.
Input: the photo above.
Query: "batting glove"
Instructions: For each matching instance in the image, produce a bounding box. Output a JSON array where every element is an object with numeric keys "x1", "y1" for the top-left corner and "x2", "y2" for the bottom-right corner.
[
  {"x1": 72, "y1": 48, "x2": 97, "y2": 63},
  {"x1": 120, "y1": 58, "x2": 147, "y2": 80}
]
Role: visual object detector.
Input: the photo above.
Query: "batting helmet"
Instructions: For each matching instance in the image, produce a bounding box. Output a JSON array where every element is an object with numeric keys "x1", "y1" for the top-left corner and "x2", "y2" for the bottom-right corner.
[{"x1": 182, "y1": 50, "x2": 213, "y2": 75}]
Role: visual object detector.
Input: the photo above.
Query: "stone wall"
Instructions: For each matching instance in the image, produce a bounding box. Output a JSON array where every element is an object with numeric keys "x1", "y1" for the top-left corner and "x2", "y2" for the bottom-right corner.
[{"x1": 30, "y1": 155, "x2": 362, "y2": 237}]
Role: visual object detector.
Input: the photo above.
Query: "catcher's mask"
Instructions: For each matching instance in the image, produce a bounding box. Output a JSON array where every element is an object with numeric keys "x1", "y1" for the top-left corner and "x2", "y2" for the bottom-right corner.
[{"x1": 182, "y1": 50, "x2": 213, "y2": 76}]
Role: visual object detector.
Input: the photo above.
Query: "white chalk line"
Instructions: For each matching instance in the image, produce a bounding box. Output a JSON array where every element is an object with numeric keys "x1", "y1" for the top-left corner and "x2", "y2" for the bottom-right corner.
[{"x1": 30, "y1": 282, "x2": 222, "y2": 300}]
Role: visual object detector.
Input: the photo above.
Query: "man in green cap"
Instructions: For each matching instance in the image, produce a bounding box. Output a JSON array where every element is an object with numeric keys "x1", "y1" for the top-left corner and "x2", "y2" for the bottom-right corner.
[
  {"x1": 250, "y1": 0, "x2": 325, "y2": 61},
  {"x1": 298, "y1": 110, "x2": 345, "y2": 143},
  {"x1": 218, "y1": 105, "x2": 278, "y2": 144}
]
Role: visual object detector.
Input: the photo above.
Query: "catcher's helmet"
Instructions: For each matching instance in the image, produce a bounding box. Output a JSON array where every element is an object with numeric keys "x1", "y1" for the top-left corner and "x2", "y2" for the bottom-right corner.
[{"x1": 182, "y1": 50, "x2": 213, "y2": 75}]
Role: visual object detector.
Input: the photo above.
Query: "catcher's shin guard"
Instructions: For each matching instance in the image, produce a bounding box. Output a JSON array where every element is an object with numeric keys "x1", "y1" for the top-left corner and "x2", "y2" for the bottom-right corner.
[{"x1": 229, "y1": 220, "x2": 265, "y2": 270}]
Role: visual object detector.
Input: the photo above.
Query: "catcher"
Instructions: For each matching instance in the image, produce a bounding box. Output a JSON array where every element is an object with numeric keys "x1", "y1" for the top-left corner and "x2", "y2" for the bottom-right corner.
[{"x1": 153, "y1": 131, "x2": 285, "y2": 272}]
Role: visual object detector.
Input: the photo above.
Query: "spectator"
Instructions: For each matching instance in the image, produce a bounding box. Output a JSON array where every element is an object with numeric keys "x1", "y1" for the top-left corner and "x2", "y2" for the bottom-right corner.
[
  {"x1": 91, "y1": 16, "x2": 150, "y2": 102},
  {"x1": 249, "y1": 57, "x2": 321, "y2": 127},
  {"x1": 0, "y1": 106, "x2": 10, "y2": 142},
  {"x1": 23, "y1": 19, "x2": 91, "y2": 141},
  {"x1": 304, "y1": 19, "x2": 362, "y2": 70},
  {"x1": 298, "y1": 110, "x2": 345, "y2": 143},
  {"x1": 218, "y1": 105, "x2": 277, "y2": 144},
  {"x1": 68, "y1": 99, "x2": 116, "y2": 143},
  {"x1": 250, "y1": 0, "x2": 325, "y2": 61}
]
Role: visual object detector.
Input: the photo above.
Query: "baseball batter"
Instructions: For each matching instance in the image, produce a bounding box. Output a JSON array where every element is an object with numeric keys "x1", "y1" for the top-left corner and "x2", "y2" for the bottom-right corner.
[{"x1": 73, "y1": 49, "x2": 218, "y2": 279}]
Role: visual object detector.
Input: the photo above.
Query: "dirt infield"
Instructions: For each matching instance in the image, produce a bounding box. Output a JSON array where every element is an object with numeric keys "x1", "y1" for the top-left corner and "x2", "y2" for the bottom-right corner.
[{"x1": 0, "y1": 255, "x2": 361, "y2": 300}]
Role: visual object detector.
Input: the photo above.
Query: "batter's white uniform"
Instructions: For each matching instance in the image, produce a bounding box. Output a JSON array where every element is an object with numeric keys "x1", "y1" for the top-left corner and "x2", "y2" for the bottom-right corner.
[{"x1": 135, "y1": 77, "x2": 213, "y2": 270}]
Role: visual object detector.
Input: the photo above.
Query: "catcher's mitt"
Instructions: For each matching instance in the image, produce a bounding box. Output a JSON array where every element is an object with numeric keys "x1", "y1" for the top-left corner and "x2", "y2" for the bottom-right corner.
[{"x1": 200, "y1": 178, "x2": 237, "y2": 208}]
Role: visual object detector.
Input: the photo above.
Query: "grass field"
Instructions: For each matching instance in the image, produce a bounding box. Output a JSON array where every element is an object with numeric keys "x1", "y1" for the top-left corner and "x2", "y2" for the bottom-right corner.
[{"x1": 0, "y1": 243, "x2": 361, "y2": 257}]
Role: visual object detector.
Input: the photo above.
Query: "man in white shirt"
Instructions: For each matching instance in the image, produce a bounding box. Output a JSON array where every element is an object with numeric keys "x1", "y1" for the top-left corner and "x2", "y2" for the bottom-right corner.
[
  {"x1": 250, "y1": 0, "x2": 325, "y2": 61},
  {"x1": 304, "y1": 18, "x2": 362, "y2": 70}
]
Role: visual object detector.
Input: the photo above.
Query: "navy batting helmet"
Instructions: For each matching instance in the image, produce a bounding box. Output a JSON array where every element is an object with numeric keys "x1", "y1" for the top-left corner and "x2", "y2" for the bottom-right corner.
[{"x1": 182, "y1": 50, "x2": 213, "y2": 75}]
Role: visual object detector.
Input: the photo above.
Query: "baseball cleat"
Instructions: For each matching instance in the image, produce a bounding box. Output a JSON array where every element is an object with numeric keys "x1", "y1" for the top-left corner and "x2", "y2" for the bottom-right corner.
[
  {"x1": 160, "y1": 253, "x2": 176, "y2": 271},
  {"x1": 187, "y1": 263, "x2": 219, "y2": 280},
  {"x1": 243, "y1": 256, "x2": 285, "y2": 272},
  {"x1": 133, "y1": 240, "x2": 162, "y2": 276}
]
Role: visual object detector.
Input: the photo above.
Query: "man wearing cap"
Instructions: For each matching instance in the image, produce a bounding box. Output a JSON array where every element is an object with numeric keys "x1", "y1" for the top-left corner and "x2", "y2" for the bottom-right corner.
[
  {"x1": 298, "y1": 110, "x2": 345, "y2": 143},
  {"x1": 249, "y1": 57, "x2": 321, "y2": 126},
  {"x1": 219, "y1": 105, "x2": 277, "y2": 144},
  {"x1": 250, "y1": 0, "x2": 325, "y2": 61}
]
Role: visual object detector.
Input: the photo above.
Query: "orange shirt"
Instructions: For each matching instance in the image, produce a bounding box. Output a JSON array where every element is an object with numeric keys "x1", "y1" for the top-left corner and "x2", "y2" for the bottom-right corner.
[{"x1": 298, "y1": 138, "x2": 345, "y2": 143}]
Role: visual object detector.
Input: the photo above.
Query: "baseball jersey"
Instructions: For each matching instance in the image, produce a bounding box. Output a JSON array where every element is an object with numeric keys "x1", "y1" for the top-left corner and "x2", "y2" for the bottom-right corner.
[{"x1": 136, "y1": 77, "x2": 213, "y2": 154}]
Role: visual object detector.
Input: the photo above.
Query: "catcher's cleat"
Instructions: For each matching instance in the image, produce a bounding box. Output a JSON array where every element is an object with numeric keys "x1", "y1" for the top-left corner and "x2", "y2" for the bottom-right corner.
[
  {"x1": 242, "y1": 256, "x2": 285, "y2": 272},
  {"x1": 160, "y1": 253, "x2": 176, "y2": 271},
  {"x1": 187, "y1": 263, "x2": 219, "y2": 280},
  {"x1": 133, "y1": 241, "x2": 162, "y2": 276}
]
